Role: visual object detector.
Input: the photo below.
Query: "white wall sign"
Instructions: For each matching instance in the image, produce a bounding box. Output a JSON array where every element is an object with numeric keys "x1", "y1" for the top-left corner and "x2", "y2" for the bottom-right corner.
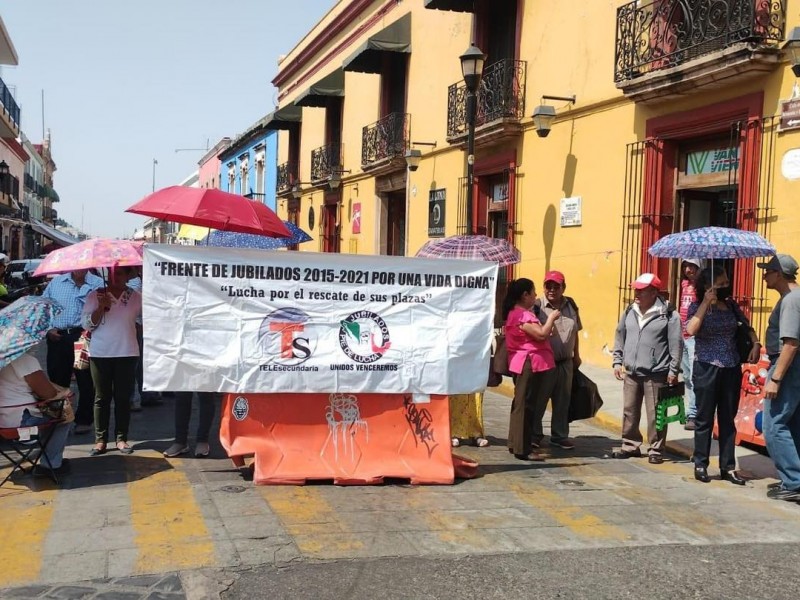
[
  {"x1": 781, "y1": 149, "x2": 800, "y2": 181},
  {"x1": 142, "y1": 245, "x2": 498, "y2": 395},
  {"x1": 560, "y1": 196, "x2": 582, "y2": 227}
]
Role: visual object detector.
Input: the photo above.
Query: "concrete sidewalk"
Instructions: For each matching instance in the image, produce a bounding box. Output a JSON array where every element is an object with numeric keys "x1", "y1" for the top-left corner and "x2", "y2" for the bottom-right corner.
[{"x1": 493, "y1": 362, "x2": 779, "y2": 482}]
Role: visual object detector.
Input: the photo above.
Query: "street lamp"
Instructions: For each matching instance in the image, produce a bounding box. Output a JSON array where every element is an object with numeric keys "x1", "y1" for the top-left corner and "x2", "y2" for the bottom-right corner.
[
  {"x1": 152, "y1": 158, "x2": 158, "y2": 193},
  {"x1": 460, "y1": 43, "x2": 486, "y2": 235},
  {"x1": 404, "y1": 141, "x2": 437, "y2": 172},
  {"x1": 328, "y1": 169, "x2": 351, "y2": 191},
  {"x1": 532, "y1": 95, "x2": 577, "y2": 138},
  {"x1": 784, "y1": 27, "x2": 800, "y2": 77}
]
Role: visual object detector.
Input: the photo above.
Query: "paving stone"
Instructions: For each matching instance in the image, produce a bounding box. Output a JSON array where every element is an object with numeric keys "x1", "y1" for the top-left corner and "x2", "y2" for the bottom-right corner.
[
  {"x1": 144, "y1": 593, "x2": 186, "y2": 600},
  {"x1": 93, "y1": 592, "x2": 143, "y2": 600},
  {"x1": 152, "y1": 574, "x2": 183, "y2": 593},
  {"x1": 44, "y1": 586, "x2": 96, "y2": 599},
  {"x1": 2, "y1": 585, "x2": 51, "y2": 598},
  {"x1": 112, "y1": 575, "x2": 162, "y2": 588}
]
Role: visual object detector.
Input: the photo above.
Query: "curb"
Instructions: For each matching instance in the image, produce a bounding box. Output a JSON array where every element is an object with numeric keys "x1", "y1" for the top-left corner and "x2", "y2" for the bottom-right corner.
[{"x1": 491, "y1": 377, "x2": 694, "y2": 461}]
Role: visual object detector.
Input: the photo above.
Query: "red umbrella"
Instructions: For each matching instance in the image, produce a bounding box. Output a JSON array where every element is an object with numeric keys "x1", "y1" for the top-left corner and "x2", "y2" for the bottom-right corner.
[{"x1": 125, "y1": 187, "x2": 291, "y2": 238}]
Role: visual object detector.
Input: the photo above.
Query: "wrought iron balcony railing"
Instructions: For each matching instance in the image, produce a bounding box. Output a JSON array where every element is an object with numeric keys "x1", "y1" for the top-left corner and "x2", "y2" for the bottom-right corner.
[
  {"x1": 0, "y1": 74, "x2": 20, "y2": 129},
  {"x1": 615, "y1": 0, "x2": 786, "y2": 83},
  {"x1": 447, "y1": 59, "x2": 526, "y2": 139},
  {"x1": 277, "y1": 161, "x2": 297, "y2": 194},
  {"x1": 244, "y1": 192, "x2": 267, "y2": 201},
  {"x1": 310, "y1": 143, "x2": 342, "y2": 183},
  {"x1": 361, "y1": 112, "x2": 409, "y2": 168}
]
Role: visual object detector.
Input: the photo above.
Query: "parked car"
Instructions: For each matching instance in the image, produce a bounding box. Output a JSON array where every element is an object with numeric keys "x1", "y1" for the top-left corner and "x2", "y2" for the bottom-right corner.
[{"x1": 4, "y1": 258, "x2": 44, "y2": 289}]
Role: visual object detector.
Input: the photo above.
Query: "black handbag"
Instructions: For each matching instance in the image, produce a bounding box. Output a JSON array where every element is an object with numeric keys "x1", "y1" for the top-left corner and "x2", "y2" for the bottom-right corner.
[
  {"x1": 568, "y1": 369, "x2": 604, "y2": 422},
  {"x1": 734, "y1": 322, "x2": 755, "y2": 364}
]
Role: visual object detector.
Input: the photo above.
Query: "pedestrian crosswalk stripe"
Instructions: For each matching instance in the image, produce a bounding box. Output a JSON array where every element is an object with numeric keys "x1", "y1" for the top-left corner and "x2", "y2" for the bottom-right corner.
[
  {"x1": 259, "y1": 486, "x2": 364, "y2": 556},
  {"x1": 0, "y1": 483, "x2": 58, "y2": 587},
  {"x1": 128, "y1": 463, "x2": 215, "y2": 573}
]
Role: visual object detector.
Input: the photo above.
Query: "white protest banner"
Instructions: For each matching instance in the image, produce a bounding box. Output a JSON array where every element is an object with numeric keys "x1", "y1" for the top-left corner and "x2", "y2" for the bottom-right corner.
[{"x1": 142, "y1": 245, "x2": 498, "y2": 395}]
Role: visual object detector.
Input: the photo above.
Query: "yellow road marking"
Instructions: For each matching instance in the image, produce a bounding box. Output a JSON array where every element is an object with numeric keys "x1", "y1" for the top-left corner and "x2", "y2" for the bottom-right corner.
[
  {"x1": 0, "y1": 483, "x2": 58, "y2": 587},
  {"x1": 260, "y1": 487, "x2": 364, "y2": 555},
  {"x1": 507, "y1": 480, "x2": 628, "y2": 540},
  {"x1": 128, "y1": 465, "x2": 215, "y2": 573}
]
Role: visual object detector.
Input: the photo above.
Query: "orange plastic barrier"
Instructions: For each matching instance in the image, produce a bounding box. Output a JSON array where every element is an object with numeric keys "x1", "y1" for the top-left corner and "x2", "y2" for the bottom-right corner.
[
  {"x1": 219, "y1": 393, "x2": 457, "y2": 485},
  {"x1": 712, "y1": 357, "x2": 769, "y2": 448}
]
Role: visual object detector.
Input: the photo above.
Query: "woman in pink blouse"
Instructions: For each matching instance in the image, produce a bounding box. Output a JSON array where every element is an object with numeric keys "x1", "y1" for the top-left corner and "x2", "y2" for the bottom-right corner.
[{"x1": 502, "y1": 278, "x2": 559, "y2": 461}]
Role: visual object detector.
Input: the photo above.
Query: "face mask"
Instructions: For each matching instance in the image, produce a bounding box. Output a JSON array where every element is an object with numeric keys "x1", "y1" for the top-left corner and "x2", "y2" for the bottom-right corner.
[{"x1": 715, "y1": 286, "x2": 732, "y2": 300}]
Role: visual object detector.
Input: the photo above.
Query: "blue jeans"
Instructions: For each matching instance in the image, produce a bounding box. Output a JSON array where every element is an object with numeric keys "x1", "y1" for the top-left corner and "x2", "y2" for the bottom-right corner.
[
  {"x1": 681, "y1": 337, "x2": 697, "y2": 418},
  {"x1": 765, "y1": 359, "x2": 800, "y2": 491},
  {"x1": 20, "y1": 410, "x2": 70, "y2": 469}
]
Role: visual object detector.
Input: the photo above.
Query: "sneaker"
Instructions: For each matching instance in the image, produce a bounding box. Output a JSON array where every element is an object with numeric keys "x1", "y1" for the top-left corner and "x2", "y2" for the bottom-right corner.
[
  {"x1": 684, "y1": 418, "x2": 696, "y2": 431},
  {"x1": 194, "y1": 442, "x2": 210, "y2": 457},
  {"x1": 767, "y1": 486, "x2": 800, "y2": 502},
  {"x1": 551, "y1": 438, "x2": 575, "y2": 450},
  {"x1": 163, "y1": 443, "x2": 189, "y2": 458},
  {"x1": 530, "y1": 438, "x2": 544, "y2": 449}
]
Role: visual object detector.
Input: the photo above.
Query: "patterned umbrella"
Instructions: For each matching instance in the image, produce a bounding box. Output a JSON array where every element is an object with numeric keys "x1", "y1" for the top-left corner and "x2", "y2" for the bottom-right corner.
[
  {"x1": 415, "y1": 235, "x2": 521, "y2": 267},
  {"x1": 648, "y1": 227, "x2": 776, "y2": 259},
  {"x1": 33, "y1": 238, "x2": 143, "y2": 277},
  {"x1": 0, "y1": 297, "x2": 63, "y2": 369},
  {"x1": 201, "y1": 221, "x2": 313, "y2": 249}
]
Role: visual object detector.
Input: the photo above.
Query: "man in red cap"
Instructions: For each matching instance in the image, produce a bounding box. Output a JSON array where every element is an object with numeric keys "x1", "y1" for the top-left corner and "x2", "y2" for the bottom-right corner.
[
  {"x1": 533, "y1": 270, "x2": 582, "y2": 449},
  {"x1": 611, "y1": 273, "x2": 682, "y2": 463}
]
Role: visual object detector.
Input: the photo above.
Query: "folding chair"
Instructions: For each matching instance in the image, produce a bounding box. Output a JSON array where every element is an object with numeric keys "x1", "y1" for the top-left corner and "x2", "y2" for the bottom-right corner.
[{"x1": 0, "y1": 421, "x2": 62, "y2": 487}]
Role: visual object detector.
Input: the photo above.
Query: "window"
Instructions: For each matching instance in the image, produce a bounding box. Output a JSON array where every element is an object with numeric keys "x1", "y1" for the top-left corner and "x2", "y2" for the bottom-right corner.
[{"x1": 255, "y1": 154, "x2": 265, "y2": 195}]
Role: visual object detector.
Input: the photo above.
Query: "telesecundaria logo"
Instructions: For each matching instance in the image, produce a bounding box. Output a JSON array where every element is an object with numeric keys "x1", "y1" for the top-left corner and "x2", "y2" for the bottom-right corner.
[
  {"x1": 232, "y1": 396, "x2": 249, "y2": 421},
  {"x1": 338, "y1": 310, "x2": 392, "y2": 364}
]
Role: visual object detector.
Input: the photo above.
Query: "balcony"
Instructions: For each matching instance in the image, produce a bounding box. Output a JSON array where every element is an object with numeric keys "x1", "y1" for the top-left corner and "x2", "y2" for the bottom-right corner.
[
  {"x1": 361, "y1": 112, "x2": 409, "y2": 173},
  {"x1": 310, "y1": 143, "x2": 342, "y2": 184},
  {"x1": 0, "y1": 74, "x2": 20, "y2": 135},
  {"x1": 615, "y1": 0, "x2": 786, "y2": 103},
  {"x1": 277, "y1": 161, "x2": 297, "y2": 195},
  {"x1": 446, "y1": 59, "x2": 526, "y2": 147}
]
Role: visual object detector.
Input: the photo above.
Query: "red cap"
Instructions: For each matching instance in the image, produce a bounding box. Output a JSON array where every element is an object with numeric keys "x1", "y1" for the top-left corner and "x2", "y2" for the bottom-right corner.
[
  {"x1": 544, "y1": 270, "x2": 565, "y2": 285},
  {"x1": 631, "y1": 273, "x2": 662, "y2": 290}
]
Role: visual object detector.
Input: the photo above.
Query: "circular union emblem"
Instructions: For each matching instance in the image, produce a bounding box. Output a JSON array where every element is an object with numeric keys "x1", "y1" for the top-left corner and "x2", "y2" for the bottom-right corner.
[
  {"x1": 232, "y1": 396, "x2": 249, "y2": 421},
  {"x1": 338, "y1": 310, "x2": 391, "y2": 364}
]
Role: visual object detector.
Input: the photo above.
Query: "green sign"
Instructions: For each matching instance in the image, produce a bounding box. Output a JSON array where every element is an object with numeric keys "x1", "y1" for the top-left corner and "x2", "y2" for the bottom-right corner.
[{"x1": 686, "y1": 147, "x2": 739, "y2": 175}]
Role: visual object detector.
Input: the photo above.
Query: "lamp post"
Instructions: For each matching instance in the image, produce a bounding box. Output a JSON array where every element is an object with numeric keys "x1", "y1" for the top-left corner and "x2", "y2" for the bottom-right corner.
[
  {"x1": 152, "y1": 158, "x2": 158, "y2": 193},
  {"x1": 460, "y1": 44, "x2": 486, "y2": 235}
]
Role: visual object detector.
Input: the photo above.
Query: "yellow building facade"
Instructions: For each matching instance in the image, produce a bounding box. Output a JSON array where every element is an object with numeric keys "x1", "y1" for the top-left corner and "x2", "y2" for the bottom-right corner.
[{"x1": 267, "y1": 0, "x2": 800, "y2": 367}]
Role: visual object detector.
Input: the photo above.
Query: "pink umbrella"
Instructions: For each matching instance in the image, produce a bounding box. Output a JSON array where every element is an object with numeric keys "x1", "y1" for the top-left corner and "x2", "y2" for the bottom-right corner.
[{"x1": 33, "y1": 238, "x2": 142, "y2": 277}]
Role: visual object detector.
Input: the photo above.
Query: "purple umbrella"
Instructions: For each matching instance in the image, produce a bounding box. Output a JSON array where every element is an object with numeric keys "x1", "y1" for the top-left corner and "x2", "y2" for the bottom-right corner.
[
  {"x1": 648, "y1": 227, "x2": 775, "y2": 260},
  {"x1": 415, "y1": 235, "x2": 521, "y2": 267}
]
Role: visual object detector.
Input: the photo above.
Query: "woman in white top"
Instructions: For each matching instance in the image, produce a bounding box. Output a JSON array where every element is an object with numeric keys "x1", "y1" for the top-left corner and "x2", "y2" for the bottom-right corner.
[
  {"x1": 0, "y1": 352, "x2": 73, "y2": 473},
  {"x1": 81, "y1": 266, "x2": 142, "y2": 455}
]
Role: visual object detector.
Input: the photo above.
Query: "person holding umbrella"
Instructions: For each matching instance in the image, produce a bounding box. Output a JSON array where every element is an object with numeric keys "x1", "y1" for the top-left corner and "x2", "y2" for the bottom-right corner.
[
  {"x1": 686, "y1": 263, "x2": 760, "y2": 484},
  {"x1": 82, "y1": 266, "x2": 142, "y2": 456}
]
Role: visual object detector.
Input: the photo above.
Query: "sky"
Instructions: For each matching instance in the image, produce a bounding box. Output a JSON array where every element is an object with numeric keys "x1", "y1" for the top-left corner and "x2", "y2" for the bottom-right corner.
[{"x1": 0, "y1": 0, "x2": 335, "y2": 238}]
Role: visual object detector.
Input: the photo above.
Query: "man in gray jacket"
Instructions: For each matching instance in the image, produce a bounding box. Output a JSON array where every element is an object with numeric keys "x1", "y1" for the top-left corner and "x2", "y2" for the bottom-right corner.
[{"x1": 612, "y1": 273, "x2": 682, "y2": 464}]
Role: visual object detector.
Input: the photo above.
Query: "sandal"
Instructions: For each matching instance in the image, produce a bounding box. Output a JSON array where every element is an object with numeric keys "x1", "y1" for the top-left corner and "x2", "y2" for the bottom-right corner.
[
  {"x1": 116, "y1": 442, "x2": 134, "y2": 455},
  {"x1": 451, "y1": 437, "x2": 460, "y2": 448},
  {"x1": 475, "y1": 437, "x2": 490, "y2": 448},
  {"x1": 89, "y1": 444, "x2": 106, "y2": 456}
]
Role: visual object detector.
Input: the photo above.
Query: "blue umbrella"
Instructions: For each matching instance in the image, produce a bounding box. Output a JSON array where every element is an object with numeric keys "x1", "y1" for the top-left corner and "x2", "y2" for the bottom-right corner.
[
  {"x1": 0, "y1": 297, "x2": 63, "y2": 369},
  {"x1": 648, "y1": 227, "x2": 775, "y2": 260},
  {"x1": 201, "y1": 221, "x2": 312, "y2": 249}
]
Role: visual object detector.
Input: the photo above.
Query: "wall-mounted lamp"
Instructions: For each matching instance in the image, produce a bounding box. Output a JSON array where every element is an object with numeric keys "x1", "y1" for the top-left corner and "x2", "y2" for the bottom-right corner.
[
  {"x1": 328, "y1": 169, "x2": 352, "y2": 190},
  {"x1": 784, "y1": 27, "x2": 800, "y2": 77},
  {"x1": 532, "y1": 94, "x2": 576, "y2": 138},
  {"x1": 404, "y1": 141, "x2": 437, "y2": 172},
  {"x1": 290, "y1": 181, "x2": 314, "y2": 200}
]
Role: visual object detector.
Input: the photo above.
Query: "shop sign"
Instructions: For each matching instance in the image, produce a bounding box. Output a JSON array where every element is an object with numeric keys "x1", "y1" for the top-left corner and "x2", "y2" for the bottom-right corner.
[
  {"x1": 780, "y1": 98, "x2": 800, "y2": 132},
  {"x1": 428, "y1": 189, "x2": 446, "y2": 237},
  {"x1": 686, "y1": 147, "x2": 739, "y2": 175},
  {"x1": 560, "y1": 196, "x2": 582, "y2": 227}
]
